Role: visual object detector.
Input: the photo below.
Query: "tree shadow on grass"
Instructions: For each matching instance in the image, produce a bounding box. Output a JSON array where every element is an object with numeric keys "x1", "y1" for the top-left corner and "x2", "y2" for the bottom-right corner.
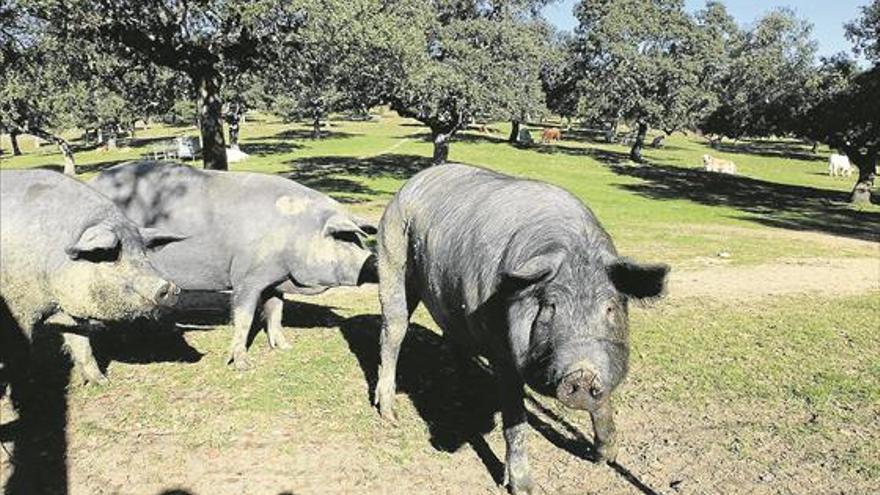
[
  {"x1": 281, "y1": 154, "x2": 434, "y2": 202},
  {"x1": 711, "y1": 140, "x2": 825, "y2": 162},
  {"x1": 610, "y1": 163, "x2": 880, "y2": 242},
  {"x1": 559, "y1": 127, "x2": 611, "y2": 144},
  {"x1": 406, "y1": 131, "x2": 511, "y2": 146},
  {"x1": 272, "y1": 129, "x2": 358, "y2": 141},
  {"x1": 239, "y1": 140, "x2": 303, "y2": 157},
  {"x1": 535, "y1": 142, "x2": 631, "y2": 164}
]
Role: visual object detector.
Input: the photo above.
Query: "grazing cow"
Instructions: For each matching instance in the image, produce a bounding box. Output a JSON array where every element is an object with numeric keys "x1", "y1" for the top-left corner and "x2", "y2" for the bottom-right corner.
[
  {"x1": 829, "y1": 153, "x2": 853, "y2": 177},
  {"x1": 702, "y1": 154, "x2": 737, "y2": 174},
  {"x1": 375, "y1": 163, "x2": 668, "y2": 494},
  {"x1": 541, "y1": 128, "x2": 562, "y2": 144}
]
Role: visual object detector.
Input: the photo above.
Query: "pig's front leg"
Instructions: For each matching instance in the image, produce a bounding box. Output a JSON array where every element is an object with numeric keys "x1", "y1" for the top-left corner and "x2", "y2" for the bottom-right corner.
[
  {"x1": 63, "y1": 331, "x2": 108, "y2": 385},
  {"x1": 591, "y1": 399, "x2": 618, "y2": 463},
  {"x1": 499, "y1": 372, "x2": 535, "y2": 495}
]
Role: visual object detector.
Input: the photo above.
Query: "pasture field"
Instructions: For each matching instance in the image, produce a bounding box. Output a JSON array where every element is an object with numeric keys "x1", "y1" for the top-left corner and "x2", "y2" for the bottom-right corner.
[{"x1": 1, "y1": 112, "x2": 879, "y2": 494}]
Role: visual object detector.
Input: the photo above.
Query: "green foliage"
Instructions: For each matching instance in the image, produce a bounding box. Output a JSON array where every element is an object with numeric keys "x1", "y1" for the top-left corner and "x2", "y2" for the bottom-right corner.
[
  {"x1": 0, "y1": 10, "x2": 89, "y2": 135},
  {"x1": 570, "y1": 0, "x2": 709, "y2": 134},
  {"x1": 805, "y1": 67, "x2": 879, "y2": 165},
  {"x1": 845, "y1": 0, "x2": 880, "y2": 64},
  {"x1": 701, "y1": 8, "x2": 817, "y2": 139},
  {"x1": 386, "y1": 1, "x2": 552, "y2": 134},
  {"x1": 261, "y1": 0, "x2": 389, "y2": 129}
]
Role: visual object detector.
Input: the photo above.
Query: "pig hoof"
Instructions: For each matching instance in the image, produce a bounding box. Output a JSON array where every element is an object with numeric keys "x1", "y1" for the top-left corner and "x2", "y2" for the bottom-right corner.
[
  {"x1": 233, "y1": 358, "x2": 253, "y2": 371},
  {"x1": 374, "y1": 378, "x2": 398, "y2": 424},
  {"x1": 227, "y1": 352, "x2": 253, "y2": 371},
  {"x1": 506, "y1": 472, "x2": 535, "y2": 495},
  {"x1": 378, "y1": 403, "x2": 398, "y2": 424},
  {"x1": 597, "y1": 441, "x2": 618, "y2": 464},
  {"x1": 376, "y1": 393, "x2": 398, "y2": 423},
  {"x1": 80, "y1": 369, "x2": 109, "y2": 385},
  {"x1": 269, "y1": 335, "x2": 292, "y2": 350}
]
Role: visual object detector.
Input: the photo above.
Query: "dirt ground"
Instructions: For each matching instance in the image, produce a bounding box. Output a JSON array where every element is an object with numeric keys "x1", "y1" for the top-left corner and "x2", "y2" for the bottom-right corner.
[
  {"x1": 670, "y1": 256, "x2": 880, "y2": 301},
  {"x1": 2, "y1": 249, "x2": 878, "y2": 495}
]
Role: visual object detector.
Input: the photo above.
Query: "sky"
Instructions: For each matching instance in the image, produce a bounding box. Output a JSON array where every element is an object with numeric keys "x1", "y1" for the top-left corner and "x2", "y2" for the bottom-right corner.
[{"x1": 543, "y1": 0, "x2": 870, "y2": 59}]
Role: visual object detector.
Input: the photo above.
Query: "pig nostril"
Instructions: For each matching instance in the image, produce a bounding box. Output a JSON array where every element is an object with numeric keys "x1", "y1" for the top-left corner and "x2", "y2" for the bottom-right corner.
[{"x1": 155, "y1": 282, "x2": 176, "y2": 303}]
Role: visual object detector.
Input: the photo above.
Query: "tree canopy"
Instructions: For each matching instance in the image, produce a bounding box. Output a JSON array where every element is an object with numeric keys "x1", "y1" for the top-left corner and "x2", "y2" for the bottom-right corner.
[
  {"x1": 386, "y1": 0, "x2": 554, "y2": 163},
  {"x1": 570, "y1": 0, "x2": 711, "y2": 161}
]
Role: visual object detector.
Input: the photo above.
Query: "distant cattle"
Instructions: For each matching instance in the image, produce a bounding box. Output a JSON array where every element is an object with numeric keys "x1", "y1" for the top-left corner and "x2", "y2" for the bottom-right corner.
[
  {"x1": 828, "y1": 153, "x2": 852, "y2": 177},
  {"x1": 541, "y1": 128, "x2": 562, "y2": 143},
  {"x1": 703, "y1": 154, "x2": 737, "y2": 174}
]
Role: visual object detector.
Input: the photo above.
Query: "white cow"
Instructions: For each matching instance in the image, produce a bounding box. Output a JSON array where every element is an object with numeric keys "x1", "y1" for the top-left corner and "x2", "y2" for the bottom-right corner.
[
  {"x1": 829, "y1": 153, "x2": 853, "y2": 177},
  {"x1": 703, "y1": 154, "x2": 737, "y2": 174}
]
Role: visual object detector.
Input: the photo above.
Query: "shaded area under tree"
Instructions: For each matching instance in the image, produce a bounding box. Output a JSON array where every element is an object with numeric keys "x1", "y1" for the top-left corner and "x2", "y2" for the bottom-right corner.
[{"x1": 610, "y1": 163, "x2": 880, "y2": 242}]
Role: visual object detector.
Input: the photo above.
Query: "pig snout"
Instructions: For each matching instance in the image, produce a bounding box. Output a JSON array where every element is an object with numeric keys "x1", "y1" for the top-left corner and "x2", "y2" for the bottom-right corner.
[
  {"x1": 140, "y1": 279, "x2": 180, "y2": 307},
  {"x1": 154, "y1": 280, "x2": 180, "y2": 306},
  {"x1": 556, "y1": 362, "x2": 605, "y2": 411}
]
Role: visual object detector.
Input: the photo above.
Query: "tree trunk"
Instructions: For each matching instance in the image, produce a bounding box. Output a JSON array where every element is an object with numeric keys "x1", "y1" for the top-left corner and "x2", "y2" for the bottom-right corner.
[
  {"x1": 509, "y1": 120, "x2": 521, "y2": 143},
  {"x1": 10, "y1": 129, "x2": 21, "y2": 156},
  {"x1": 848, "y1": 151, "x2": 877, "y2": 205},
  {"x1": 605, "y1": 118, "x2": 619, "y2": 143},
  {"x1": 810, "y1": 141, "x2": 818, "y2": 154},
  {"x1": 432, "y1": 129, "x2": 451, "y2": 165},
  {"x1": 227, "y1": 105, "x2": 241, "y2": 149},
  {"x1": 194, "y1": 69, "x2": 228, "y2": 171},
  {"x1": 312, "y1": 111, "x2": 322, "y2": 140},
  {"x1": 28, "y1": 127, "x2": 76, "y2": 175},
  {"x1": 129, "y1": 122, "x2": 136, "y2": 139},
  {"x1": 629, "y1": 121, "x2": 648, "y2": 162},
  {"x1": 106, "y1": 124, "x2": 117, "y2": 150}
]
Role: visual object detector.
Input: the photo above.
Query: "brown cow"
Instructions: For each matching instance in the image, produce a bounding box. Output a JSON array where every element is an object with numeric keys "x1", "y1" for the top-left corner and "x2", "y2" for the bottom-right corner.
[{"x1": 541, "y1": 128, "x2": 562, "y2": 144}]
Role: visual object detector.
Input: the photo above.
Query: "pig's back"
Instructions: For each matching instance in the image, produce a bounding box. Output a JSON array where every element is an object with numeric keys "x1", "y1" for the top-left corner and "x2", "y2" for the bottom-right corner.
[
  {"x1": 2, "y1": 170, "x2": 121, "y2": 251},
  {"x1": 392, "y1": 164, "x2": 601, "y2": 326}
]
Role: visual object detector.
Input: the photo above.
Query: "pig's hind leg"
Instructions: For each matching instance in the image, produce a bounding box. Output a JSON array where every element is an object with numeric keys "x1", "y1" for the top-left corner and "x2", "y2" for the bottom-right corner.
[
  {"x1": 262, "y1": 294, "x2": 291, "y2": 350},
  {"x1": 374, "y1": 207, "x2": 420, "y2": 423}
]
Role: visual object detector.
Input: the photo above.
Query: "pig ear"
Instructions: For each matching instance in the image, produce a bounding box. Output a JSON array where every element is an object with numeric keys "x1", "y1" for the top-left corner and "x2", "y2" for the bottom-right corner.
[
  {"x1": 607, "y1": 259, "x2": 669, "y2": 299},
  {"x1": 139, "y1": 227, "x2": 186, "y2": 249},
  {"x1": 503, "y1": 250, "x2": 566, "y2": 288},
  {"x1": 353, "y1": 216, "x2": 378, "y2": 235},
  {"x1": 66, "y1": 224, "x2": 120, "y2": 260},
  {"x1": 323, "y1": 215, "x2": 367, "y2": 238}
]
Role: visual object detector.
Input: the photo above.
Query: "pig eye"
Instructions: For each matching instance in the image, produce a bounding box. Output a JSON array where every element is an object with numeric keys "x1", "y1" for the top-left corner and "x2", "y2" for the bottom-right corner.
[
  {"x1": 74, "y1": 245, "x2": 121, "y2": 263},
  {"x1": 332, "y1": 231, "x2": 364, "y2": 248}
]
